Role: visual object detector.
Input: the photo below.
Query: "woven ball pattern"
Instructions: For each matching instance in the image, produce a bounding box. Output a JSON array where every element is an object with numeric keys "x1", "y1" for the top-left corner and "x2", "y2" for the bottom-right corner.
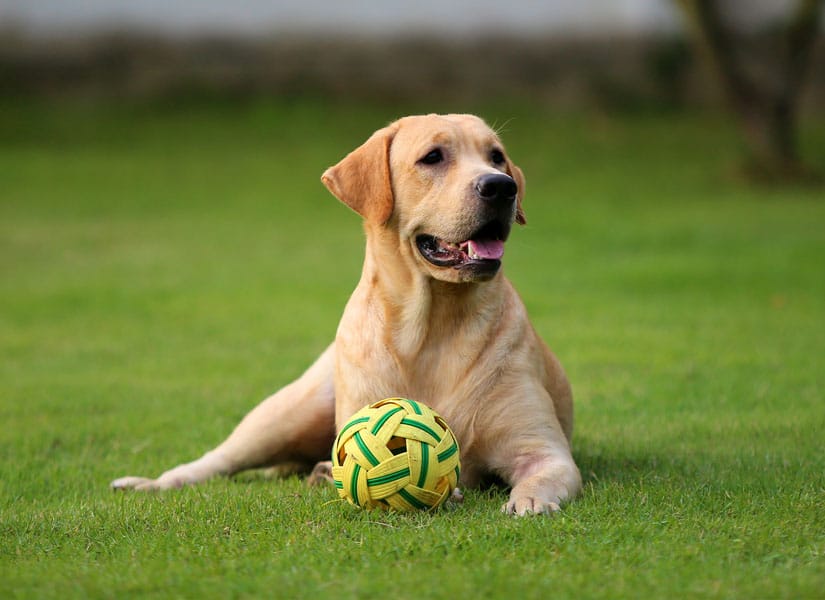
[{"x1": 331, "y1": 398, "x2": 460, "y2": 511}]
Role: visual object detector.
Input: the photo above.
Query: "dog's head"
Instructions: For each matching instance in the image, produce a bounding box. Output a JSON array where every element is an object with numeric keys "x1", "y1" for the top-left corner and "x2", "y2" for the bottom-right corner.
[{"x1": 322, "y1": 114, "x2": 525, "y2": 283}]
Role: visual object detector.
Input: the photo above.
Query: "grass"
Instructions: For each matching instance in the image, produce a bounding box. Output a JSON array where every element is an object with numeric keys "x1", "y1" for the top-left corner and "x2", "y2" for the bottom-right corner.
[{"x1": 1, "y1": 97, "x2": 824, "y2": 598}]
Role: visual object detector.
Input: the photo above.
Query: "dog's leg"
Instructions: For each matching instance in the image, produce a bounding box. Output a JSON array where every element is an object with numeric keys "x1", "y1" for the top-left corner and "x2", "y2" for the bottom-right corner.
[
  {"x1": 111, "y1": 344, "x2": 336, "y2": 491},
  {"x1": 486, "y1": 396, "x2": 581, "y2": 516}
]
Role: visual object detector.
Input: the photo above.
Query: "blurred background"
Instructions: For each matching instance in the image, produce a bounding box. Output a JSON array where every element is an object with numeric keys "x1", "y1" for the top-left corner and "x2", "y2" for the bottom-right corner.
[{"x1": 2, "y1": 0, "x2": 823, "y2": 179}]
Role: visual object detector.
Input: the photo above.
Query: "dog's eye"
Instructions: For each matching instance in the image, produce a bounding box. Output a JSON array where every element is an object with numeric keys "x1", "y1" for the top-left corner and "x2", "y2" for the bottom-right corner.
[
  {"x1": 490, "y1": 149, "x2": 505, "y2": 165},
  {"x1": 419, "y1": 149, "x2": 444, "y2": 165}
]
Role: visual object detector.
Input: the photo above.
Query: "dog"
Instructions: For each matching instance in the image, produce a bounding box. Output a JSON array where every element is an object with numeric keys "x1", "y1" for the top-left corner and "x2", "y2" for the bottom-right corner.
[{"x1": 112, "y1": 114, "x2": 582, "y2": 515}]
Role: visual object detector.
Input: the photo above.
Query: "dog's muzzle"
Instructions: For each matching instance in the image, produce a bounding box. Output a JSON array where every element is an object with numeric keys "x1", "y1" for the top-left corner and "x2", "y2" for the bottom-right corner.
[{"x1": 414, "y1": 173, "x2": 517, "y2": 281}]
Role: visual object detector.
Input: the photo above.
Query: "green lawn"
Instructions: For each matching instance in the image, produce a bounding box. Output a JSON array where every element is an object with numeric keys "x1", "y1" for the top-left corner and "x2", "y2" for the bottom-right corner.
[{"x1": 1, "y1": 99, "x2": 824, "y2": 598}]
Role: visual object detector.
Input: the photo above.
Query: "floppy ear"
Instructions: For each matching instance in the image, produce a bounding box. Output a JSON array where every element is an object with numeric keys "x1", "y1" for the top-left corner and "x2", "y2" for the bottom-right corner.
[
  {"x1": 507, "y1": 161, "x2": 527, "y2": 225},
  {"x1": 321, "y1": 124, "x2": 397, "y2": 225}
]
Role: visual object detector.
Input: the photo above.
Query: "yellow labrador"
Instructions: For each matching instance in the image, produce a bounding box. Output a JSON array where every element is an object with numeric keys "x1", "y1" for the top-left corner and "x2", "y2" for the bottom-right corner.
[{"x1": 112, "y1": 114, "x2": 581, "y2": 515}]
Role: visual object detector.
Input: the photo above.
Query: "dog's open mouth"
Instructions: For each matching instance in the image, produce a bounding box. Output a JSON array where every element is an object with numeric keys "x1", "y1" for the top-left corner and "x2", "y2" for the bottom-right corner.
[{"x1": 415, "y1": 220, "x2": 509, "y2": 270}]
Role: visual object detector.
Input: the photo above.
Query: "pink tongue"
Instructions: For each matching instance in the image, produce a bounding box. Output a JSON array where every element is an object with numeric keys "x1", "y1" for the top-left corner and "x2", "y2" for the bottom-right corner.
[{"x1": 468, "y1": 239, "x2": 505, "y2": 260}]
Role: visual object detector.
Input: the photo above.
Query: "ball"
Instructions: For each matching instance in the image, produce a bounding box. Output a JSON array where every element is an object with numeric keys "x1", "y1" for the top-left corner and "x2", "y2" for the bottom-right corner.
[{"x1": 331, "y1": 398, "x2": 460, "y2": 511}]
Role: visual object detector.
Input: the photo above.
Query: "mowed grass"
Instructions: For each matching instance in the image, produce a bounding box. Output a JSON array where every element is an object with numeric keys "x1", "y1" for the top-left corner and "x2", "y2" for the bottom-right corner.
[{"x1": 1, "y1": 98, "x2": 824, "y2": 598}]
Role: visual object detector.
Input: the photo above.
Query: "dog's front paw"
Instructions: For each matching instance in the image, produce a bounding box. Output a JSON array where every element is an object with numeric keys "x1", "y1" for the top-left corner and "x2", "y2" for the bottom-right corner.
[
  {"x1": 111, "y1": 476, "x2": 169, "y2": 491},
  {"x1": 501, "y1": 493, "x2": 561, "y2": 516},
  {"x1": 306, "y1": 460, "x2": 334, "y2": 485},
  {"x1": 111, "y1": 451, "x2": 230, "y2": 491},
  {"x1": 502, "y1": 456, "x2": 581, "y2": 516},
  {"x1": 111, "y1": 470, "x2": 194, "y2": 491}
]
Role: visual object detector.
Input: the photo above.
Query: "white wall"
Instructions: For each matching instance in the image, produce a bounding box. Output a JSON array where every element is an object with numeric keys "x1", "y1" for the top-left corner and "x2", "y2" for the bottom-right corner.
[{"x1": 2, "y1": 0, "x2": 681, "y2": 36}]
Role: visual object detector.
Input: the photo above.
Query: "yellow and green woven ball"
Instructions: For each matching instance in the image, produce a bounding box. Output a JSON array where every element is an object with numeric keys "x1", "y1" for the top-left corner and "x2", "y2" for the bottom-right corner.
[{"x1": 331, "y1": 398, "x2": 460, "y2": 511}]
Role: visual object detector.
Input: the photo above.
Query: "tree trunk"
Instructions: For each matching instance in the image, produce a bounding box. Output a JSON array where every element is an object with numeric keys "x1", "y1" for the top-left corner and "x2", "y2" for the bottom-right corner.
[{"x1": 678, "y1": 0, "x2": 823, "y2": 181}]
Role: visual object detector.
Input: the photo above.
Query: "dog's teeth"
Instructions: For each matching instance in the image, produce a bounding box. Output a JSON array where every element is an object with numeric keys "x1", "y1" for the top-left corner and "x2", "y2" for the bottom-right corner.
[{"x1": 465, "y1": 241, "x2": 477, "y2": 259}]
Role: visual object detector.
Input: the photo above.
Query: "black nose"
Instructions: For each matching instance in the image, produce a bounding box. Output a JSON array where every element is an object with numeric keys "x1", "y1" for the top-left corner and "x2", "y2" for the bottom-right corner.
[{"x1": 475, "y1": 173, "x2": 517, "y2": 203}]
